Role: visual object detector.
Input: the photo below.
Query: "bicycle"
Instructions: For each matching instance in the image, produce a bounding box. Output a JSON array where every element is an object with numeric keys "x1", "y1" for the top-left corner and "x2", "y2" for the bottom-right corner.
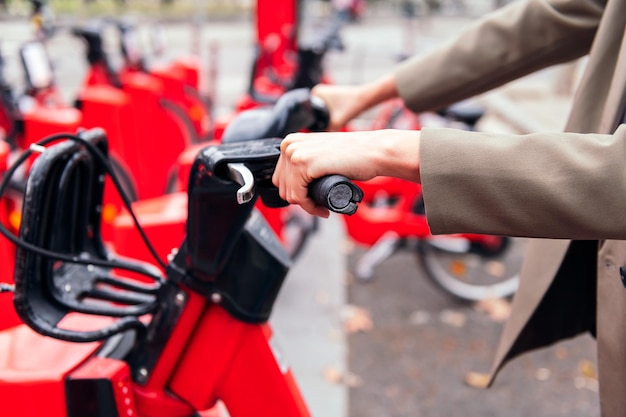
[
  {"x1": 0, "y1": 40, "x2": 82, "y2": 331},
  {"x1": 238, "y1": 2, "x2": 522, "y2": 301},
  {"x1": 112, "y1": 88, "x2": 332, "y2": 266},
  {"x1": 115, "y1": 19, "x2": 214, "y2": 140},
  {"x1": 352, "y1": 97, "x2": 523, "y2": 301},
  {"x1": 0, "y1": 106, "x2": 362, "y2": 416}
]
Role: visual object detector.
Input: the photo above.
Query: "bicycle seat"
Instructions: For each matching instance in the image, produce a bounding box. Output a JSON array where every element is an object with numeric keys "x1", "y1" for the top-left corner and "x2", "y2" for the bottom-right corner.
[
  {"x1": 13, "y1": 128, "x2": 163, "y2": 342},
  {"x1": 221, "y1": 88, "x2": 329, "y2": 143}
]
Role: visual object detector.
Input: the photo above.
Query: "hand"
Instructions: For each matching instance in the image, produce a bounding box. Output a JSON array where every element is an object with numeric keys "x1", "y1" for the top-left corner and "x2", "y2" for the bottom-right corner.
[
  {"x1": 272, "y1": 129, "x2": 422, "y2": 217},
  {"x1": 312, "y1": 84, "x2": 366, "y2": 131},
  {"x1": 312, "y1": 74, "x2": 400, "y2": 131}
]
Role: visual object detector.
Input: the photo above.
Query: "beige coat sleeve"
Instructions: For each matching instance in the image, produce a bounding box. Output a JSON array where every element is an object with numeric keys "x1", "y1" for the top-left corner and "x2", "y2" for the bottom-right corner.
[
  {"x1": 394, "y1": 0, "x2": 604, "y2": 113},
  {"x1": 420, "y1": 124, "x2": 626, "y2": 240}
]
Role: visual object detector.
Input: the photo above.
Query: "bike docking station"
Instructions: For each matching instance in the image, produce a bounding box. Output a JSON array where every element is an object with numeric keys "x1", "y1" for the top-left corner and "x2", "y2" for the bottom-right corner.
[{"x1": 0, "y1": 91, "x2": 362, "y2": 417}]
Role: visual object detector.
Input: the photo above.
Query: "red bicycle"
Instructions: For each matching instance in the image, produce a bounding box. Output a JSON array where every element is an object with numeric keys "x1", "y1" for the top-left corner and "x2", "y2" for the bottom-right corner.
[
  {"x1": 0, "y1": 121, "x2": 361, "y2": 416},
  {"x1": 112, "y1": 88, "x2": 330, "y2": 265},
  {"x1": 0, "y1": 39, "x2": 82, "y2": 330},
  {"x1": 349, "y1": 97, "x2": 523, "y2": 301},
  {"x1": 237, "y1": 1, "x2": 522, "y2": 301},
  {"x1": 115, "y1": 19, "x2": 214, "y2": 141}
]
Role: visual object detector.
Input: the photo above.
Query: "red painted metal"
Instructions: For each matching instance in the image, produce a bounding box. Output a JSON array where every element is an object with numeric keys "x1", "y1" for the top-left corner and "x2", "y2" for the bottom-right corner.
[
  {"x1": 169, "y1": 304, "x2": 311, "y2": 417},
  {"x1": 0, "y1": 138, "x2": 19, "y2": 331},
  {"x1": 0, "y1": 315, "x2": 104, "y2": 417},
  {"x1": 78, "y1": 62, "x2": 194, "y2": 200},
  {"x1": 255, "y1": 0, "x2": 298, "y2": 79},
  {"x1": 113, "y1": 191, "x2": 188, "y2": 264}
]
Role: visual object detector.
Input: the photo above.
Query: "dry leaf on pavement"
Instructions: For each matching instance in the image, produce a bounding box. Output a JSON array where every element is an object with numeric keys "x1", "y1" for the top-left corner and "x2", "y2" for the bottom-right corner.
[
  {"x1": 439, "y1": 309, "x2": 467, "y2": 327},
  {"x1": 341, "y1": 304, "x2": 373, "y2": 333},
  {"x1": 578, "y1": 360, "x2": 598, "y2": 380},
  {"x1": 323, "y1": 367, "x2": 363, "y2": 387},
  {"x1": 464, "y1": 371, "x2": 490, "y2": 389},
  {"x1": 474, "y1": 298, "x2": 511, "y2": 322}
]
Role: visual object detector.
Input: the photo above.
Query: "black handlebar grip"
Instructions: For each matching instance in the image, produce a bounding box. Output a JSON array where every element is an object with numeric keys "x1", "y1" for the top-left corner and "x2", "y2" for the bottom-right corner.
[{"x1": 308, "y1": 175, "x2": 363, "y2": 215}]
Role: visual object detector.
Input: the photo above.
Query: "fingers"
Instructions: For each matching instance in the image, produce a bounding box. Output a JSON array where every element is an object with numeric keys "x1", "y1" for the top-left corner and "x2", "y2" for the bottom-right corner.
[
  {"x1": 311, "y1": 83, "x2": 358, "y2": 131},
  {"x1": 272, "y1": 133, "x2": 331, "y2": 218}
]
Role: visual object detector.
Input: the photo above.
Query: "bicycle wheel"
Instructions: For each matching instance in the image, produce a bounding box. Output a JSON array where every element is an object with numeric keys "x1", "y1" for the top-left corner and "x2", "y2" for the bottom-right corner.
[{"x1": 417, "y1": 236, "x2": 526, "y2": 301}]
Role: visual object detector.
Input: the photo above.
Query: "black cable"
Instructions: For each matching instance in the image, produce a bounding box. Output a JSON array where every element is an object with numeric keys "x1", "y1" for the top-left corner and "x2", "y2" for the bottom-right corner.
[{"x1": 0, "y1": 132, "x2": 167, "y2": 282}]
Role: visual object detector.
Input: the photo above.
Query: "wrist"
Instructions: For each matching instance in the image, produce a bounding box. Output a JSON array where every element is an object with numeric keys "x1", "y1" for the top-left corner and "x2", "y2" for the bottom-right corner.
[
  {"x1": 375, "y1": 129, "x2": 421, "y2": 182},
  {"x1": 362, "y1": 74, "x2": 400, "y2": 109}
]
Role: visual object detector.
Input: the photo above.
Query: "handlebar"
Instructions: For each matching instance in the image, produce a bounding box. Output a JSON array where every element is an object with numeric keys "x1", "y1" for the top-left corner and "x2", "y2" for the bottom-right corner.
[
  {"x1": 247, "y1": 15, "x2": 346, "y2": 104},
  {"x1": 8, "y1": 90, "x2": 362, "y2": 343},
  {"x1": 309, "y1": 175, "x2": 363, "y2": 215},
  {"x1": 71, "y1": 20, "x2": 122, "y2": 88},
  {"x1": 222, "y1": 88, "x2": 330, "y2": 143}
]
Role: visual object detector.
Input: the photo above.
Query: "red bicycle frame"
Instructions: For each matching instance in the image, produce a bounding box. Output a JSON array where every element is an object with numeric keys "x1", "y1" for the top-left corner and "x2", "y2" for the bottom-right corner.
[
  {"x1": 0, "y1": 299, "x2": 310, "y2": 417},
  {"x1": 0, "y1": 130, "x2": 362, "y2": 417},
  {"x1": 117, "y1": 21, "x2": 213, "y2": 140}
]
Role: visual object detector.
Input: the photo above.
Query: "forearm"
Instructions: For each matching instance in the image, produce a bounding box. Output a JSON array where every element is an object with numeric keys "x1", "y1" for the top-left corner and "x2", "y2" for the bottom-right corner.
[
  {"x1": 356, "y1": 73, "x2": 400, "y2": 113},
  {"x1": 421, "y1": 124, "x2": 626, "y2": 240},
  {"x1": 274, "y1": 129, "x2": 420, "y2": 216}
]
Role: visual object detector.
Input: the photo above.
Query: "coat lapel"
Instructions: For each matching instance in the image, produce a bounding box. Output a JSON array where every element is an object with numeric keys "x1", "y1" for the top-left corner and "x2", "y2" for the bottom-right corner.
[{"x1": 487, "y1": 238, "x2": 570, "y2": 384}]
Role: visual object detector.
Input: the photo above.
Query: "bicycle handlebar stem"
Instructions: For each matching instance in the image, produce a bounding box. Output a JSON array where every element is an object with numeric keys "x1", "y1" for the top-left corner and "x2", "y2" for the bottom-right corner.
[
  {"x1": 72, "y1": 22, "x2": 122, "y2": 88},
  {"x1": 180, "y1": 136, "x2": 361, "y2": 323}
]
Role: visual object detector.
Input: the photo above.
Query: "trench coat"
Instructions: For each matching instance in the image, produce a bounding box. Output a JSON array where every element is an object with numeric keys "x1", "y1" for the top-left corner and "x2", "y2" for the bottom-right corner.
[{"x1": 392, "y1": 0, "x2": 626, "y2": 415}]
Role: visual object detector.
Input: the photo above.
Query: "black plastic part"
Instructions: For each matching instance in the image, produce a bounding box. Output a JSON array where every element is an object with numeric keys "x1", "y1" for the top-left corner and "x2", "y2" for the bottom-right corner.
[
  {"x1": 186, "y1": 139, "x2": 283, "y2": 282},
  {"x1": 213, "y1": 209, "x2": 290, "y2": 322},
  {"x1": 437, "y1": 100, "x2": 485, "y2": 129},
  {"x1": 309, "y1": 175, "x2": 363, "y2": 215},
  {"x1": 290, "y1": 14, "x2": 345, "y2": 92},
  {"x1": 13, "y1": 128, "x2": 160, "y2": 342},
  {"x1": 96, "y1": 330, "x2": 137, "y2": 360},
  {"x1": 127, "y1": 280, "x2": 188, "y2": 383},
  {"x1": 247, "y1": 44, "x2": 282, "y2": 105},
  {"x1": 246, "y1": 14, "x2": 345, "y2": 102},
  {"x1": 183, "y1": 138, "x2": 360, "y2": 321},
  {"x1": 66, "y1": 377, "x2": 119, "y2": 417},
  {"x1": 72, "y1": 21, "x2": 122, "y2": 88},
  {"x1": 221, "y1": 88, "x2": 329, "y2": 144},
  {"x1": 174, "y1": 210, "x2": 291, "y2": 324}
]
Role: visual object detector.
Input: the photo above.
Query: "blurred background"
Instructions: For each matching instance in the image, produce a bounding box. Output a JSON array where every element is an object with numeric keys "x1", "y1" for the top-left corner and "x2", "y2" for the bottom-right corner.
[{"x1": 0, "y1": 1, "x2": 598, "y2": 416}]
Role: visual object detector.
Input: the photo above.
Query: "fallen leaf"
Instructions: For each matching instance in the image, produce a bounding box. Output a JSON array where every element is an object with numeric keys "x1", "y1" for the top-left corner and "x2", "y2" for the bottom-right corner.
[
  {"x1": 323, "y1": 367, "x2": 363, "y2": 387},
  {"x1": 474, "y1": 298, "x2": 511, "y2": 322},
  {"x1": 439, "y1": 309, "x2": 466, "y2": 327},
  {"x1": 464, "y1": 372, "x2": 490, "y2": 389},
  {"x1": 535, "y1": 367, "x2": 551, "y2": 381},
  {"x1": 578, "y1": 360, "x2": 597, "y2": 380},
  {"x1": 340, "y1": 304, "x2": 373, "y2": 333},
  {"x1": 323, "y1": 367, "x2": 342, "y2": 384},
  {"x1": 343, "y1": 371, "x2": 363, "y2": 387},
  {"x1": 574, "y1": 375, "x2": 599, "y2": 391}
]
